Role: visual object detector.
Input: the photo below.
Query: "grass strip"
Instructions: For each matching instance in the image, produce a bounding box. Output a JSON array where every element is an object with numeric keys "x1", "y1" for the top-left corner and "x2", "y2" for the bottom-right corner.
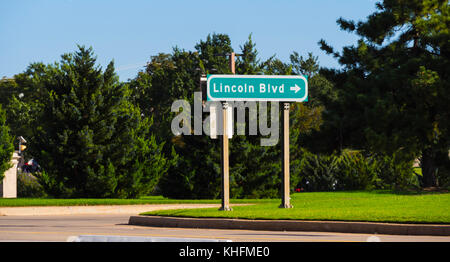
[
  {"x1": 0, "y1": 195, "x2": 269, "y2": 207},
  {"x1": 141, "y1": 191, "x2": 450, "y2": 224}
]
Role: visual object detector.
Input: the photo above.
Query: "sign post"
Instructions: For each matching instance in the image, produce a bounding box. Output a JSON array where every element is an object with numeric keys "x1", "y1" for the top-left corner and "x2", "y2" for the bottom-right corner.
[
  {"x1": 207, "y1": 71, "x2": 308, "y2": 210},
  {"x1": 220, "y1": 101, "x2": 231, "y2": 211},
  {"x1": 218, "y1": 53, "x2": 237, "y2": 211},
  {"x1": 280, "y1": 102, "x2": 292, "y2": 208}
]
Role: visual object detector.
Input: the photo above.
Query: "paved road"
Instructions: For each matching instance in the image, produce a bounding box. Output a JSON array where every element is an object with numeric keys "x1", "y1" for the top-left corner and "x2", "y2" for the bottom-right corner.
[{"x1": 0, "y1": 214, "x2": 449, "y2": 242}]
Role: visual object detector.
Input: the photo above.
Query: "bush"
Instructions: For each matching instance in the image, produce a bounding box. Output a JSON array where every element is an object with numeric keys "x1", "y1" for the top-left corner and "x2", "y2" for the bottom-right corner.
[
  {"x1": 295, "y1": 149, "x2": 339, "y2": 191},
  {"x1": 17, "y1": 172, "x2": 47, "y2": 198},
  {"x1": 335, "y1": 150, "x2": 379, "y2": 191},
  {"x1": 293, "y1": 149, "x2": 418, "y2": 192},
  {"x1": 376, "y1": 152, "x2": 418, "y2": 190}
]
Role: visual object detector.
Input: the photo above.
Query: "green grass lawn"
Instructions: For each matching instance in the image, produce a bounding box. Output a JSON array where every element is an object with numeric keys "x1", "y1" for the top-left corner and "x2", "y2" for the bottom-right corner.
[
  {"x1": 0, "y1": 195, "x2": 268, "y2": 207},
  {"x1": 0, "y1": 196, "x2": 216, "y2": 207},
  {"x1": 141, "y1": 191, "x2": 450, "y2": 224}
]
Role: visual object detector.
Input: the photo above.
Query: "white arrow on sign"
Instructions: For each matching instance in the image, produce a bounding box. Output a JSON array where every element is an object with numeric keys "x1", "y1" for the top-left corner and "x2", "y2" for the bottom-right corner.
[{"x1": 290, "y1": 84, "x2": 301, "y2": 93}]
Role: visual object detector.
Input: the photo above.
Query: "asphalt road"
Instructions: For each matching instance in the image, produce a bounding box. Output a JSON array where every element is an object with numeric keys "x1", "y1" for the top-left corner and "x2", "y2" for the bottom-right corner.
[{"x1": 0, "y1": 214, "x2": 449, "y2": 242}]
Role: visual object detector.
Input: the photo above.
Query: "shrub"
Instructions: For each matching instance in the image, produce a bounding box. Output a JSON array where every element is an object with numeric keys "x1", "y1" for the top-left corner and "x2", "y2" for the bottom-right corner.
[
  {"x1": 376, "y1": 152, "x2": 418, "y2": 190},
  {"x1": 335, "y1": 150, "x2": 379, "y2": 191},
  {"x1": 295, "y1": 149, "x2": 339, "y2": 191},
  {"x1": 293, "y1": 149, "x2": 418, "y2": 192},
  {"x1": 17, "y1": 172, "x2": 47, "y2": 198}
]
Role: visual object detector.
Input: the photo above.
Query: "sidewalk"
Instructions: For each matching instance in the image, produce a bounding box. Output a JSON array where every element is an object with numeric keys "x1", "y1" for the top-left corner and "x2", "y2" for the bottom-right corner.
[{"x1": 0, "y1": 204, "x2": 221, "y2": 216}]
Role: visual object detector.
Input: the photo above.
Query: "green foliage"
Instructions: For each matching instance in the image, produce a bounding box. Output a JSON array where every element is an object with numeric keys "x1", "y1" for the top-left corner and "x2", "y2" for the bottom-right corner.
[
  {"x1": 230, "y1": 137, "x2": 282, "y2": 199},
  {"x1": 292, "y1": 149, "x2": 418, "y2": 192},
  {"x1": 19, "y1": 46, "x2": 168, "y2": 198},
  {"x1": 295, "y1": 149, "x2": 339, "y2": 192},
  {"x1": 289, "y1": 53, "x2": 337, "y2": 154},
  {"x1": 434, "y1": 149, "x2": 450, "y2": 188},
  {"x1": 376, "y1": 152, "x2": 418, "y2": 190},
  {"x1": 335, "y1": 151, "x2": 379, "y2": 191},
  {"x1": 130, "y1": 33, "x2": 343, "y2": 199},
  {"x1": 0, "y1": 105, "x2": 14, "y2": 179},
  {"x1": 17, "y1": 173, "x2": 48, "y2": 198},
  {"x1": 319, "y1": 0, "x2": 450, "y2": 187},
  {"x1": 0, "y1": 66, "x2": 47, "y2": 151},
  {"x1": 130, "y1": 35, "x2": 223, "y2": 198},
  {"x1": 4, "y1": 21, "x2": 440, "y2": 199}
]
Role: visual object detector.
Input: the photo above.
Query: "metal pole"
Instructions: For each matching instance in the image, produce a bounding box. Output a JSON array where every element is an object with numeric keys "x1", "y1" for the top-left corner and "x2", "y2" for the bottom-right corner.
[
  {"x1": 280, "y1": 102, "x2": 293, "y2": 208},
  {"x1": 219, "y1": 52, "x2": 235, "y2": 211},
  {"x1": 220, "y1": 101, "x2": 231, "y2": 211}
]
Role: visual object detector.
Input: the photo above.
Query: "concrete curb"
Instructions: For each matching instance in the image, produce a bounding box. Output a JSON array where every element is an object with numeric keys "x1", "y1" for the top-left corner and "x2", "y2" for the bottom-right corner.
[{"x1": 128, "y1": 215, "x2": 450, "y2": 236}]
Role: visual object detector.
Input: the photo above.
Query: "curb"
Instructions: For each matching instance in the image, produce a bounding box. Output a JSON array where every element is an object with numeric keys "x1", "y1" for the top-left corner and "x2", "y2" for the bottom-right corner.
[{"x1": 128, "y1": 215, "x2": 450, "y2": 236}]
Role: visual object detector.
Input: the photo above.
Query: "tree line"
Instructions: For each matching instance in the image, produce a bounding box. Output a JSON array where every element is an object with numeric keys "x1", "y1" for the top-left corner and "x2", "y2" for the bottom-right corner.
[{"x1": 0, "y1": 0, "x2": 448, "y2": 198}]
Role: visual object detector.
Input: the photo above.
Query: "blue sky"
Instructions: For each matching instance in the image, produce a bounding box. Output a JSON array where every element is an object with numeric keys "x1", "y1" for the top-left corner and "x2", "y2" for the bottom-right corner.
[{"x1": 0, "y1": 0, "x2": 378, "y2": 81}]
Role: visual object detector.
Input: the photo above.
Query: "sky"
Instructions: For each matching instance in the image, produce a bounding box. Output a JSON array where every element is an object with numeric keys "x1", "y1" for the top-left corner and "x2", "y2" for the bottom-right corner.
[{"x1": 0, "y1": 0, "x2": 378, "y2": 81}]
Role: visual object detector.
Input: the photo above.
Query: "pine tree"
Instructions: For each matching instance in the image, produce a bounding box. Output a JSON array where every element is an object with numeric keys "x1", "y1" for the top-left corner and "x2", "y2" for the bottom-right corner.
[
  {"x1": 319, "y1": 0, "x2": 450, "y2": 187},
  {"x1": 25, "y1": 46, "x2": 168, "y2": 198}
]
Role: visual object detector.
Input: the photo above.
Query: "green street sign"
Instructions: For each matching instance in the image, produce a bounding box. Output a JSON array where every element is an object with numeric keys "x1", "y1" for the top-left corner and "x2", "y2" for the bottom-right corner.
[{"x1": 207, "y1": 74, "x2": 308, "y2": 102}]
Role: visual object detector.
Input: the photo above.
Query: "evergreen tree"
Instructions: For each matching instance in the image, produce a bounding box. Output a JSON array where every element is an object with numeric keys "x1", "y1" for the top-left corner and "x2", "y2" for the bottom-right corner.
[
  {"x1": 24, "y1": 46, "x2": 168, "y2": 198},
  {"x1": 319, "y1": 0, "x2": 450, "y2": 187}
]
